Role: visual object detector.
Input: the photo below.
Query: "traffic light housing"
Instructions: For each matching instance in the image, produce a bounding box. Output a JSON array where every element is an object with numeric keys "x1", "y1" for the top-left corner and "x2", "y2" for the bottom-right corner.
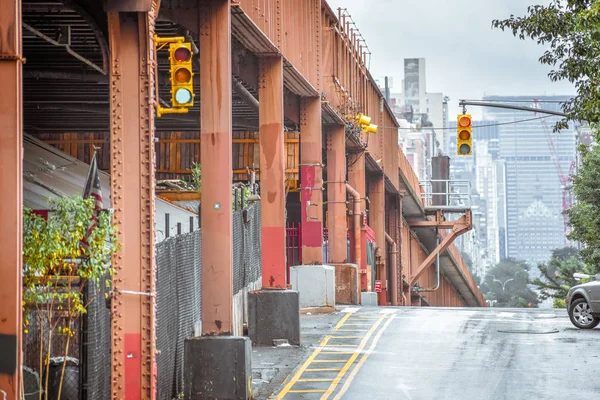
[
  {"x1": 168, "y1": 42, "x2": 194, "y2": 108},
  {"x1": 457, "y1": 113, "x2": 472, "y2": 155},
  {"x1": 356, "y1": 113, "x2": 378, "y2": 134}
]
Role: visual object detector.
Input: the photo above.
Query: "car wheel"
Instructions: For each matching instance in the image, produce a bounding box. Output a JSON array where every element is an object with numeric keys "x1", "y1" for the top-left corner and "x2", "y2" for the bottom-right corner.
[{"x1": 569, "y1": 298, "x2": 600, "y2": 329}]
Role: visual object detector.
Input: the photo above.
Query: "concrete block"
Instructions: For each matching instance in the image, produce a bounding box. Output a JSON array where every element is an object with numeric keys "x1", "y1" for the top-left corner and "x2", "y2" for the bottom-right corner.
[
  {"x1": 184, "y1": 336, "x2": 252, "y2": 400},
  {"x1": 248, "y1": 290, "x2": 300, "y2": 346},
  {"x1": 290, "y1": 265, "x2": 335, "y2": 309},
  {"x1": 331, "y1": 263, "x2": 359, "y2": 305},
  {"x1": 361, "y1": 292, "x2": 378, "y2": 306}
]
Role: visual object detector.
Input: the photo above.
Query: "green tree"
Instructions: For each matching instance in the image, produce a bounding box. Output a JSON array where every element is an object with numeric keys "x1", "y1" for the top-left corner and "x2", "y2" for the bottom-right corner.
[
  {"x1": 531, "y1": 247, "x2": 584, "y2": 301},
  {"x1": 480, "y1": 259, "x2": 539, "y2": 308},
  {"x1": 23, "y1": 196, "x2": 118, "y2": 399},
  {"x1": 492, "y1": 1, "x2": 600, "y2": 270}
]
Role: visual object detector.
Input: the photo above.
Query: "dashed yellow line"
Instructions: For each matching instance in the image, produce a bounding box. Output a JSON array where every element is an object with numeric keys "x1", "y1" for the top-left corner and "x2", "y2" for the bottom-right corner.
[
  {"x1": 276, "y1": 312, "x2": 390, "y2": 400},
  {"x1": 329, "y1": 336, "x2": 363, "y2": 339},
  {"x1": 289, "y1": 390, "x2": 327, "y2": 393},
  {"x1": 305, "y1": 368, "x2": 342, "y2": 372},
  {"x1": 334, "y1": 312, "x2": 353, "y2": 330},
  {"x1": 276, "y1": 335, "x2": 332, "y2": 399},
  {"x1": 332, "y1": 315, "x2": 396, "y2": 400},
  {"x1": 319, "y1": 315, "x2": 386, "y2": 399}
]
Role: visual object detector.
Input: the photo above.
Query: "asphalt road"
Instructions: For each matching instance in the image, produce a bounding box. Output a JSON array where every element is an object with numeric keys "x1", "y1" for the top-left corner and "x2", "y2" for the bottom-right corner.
[{"x1": 273, "y1": 306, "x2": 600, "y2": 400}]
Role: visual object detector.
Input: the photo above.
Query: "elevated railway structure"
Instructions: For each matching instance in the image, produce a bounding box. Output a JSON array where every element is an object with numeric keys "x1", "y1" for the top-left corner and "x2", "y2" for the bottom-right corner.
[{"x1": 0, "y1": 1, "x2": 484, "y2": 398}]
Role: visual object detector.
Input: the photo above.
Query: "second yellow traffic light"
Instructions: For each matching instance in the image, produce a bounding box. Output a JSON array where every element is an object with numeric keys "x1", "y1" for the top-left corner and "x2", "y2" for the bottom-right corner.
[
  {"x1": 169, "y1": 42, "x2": 194, "y2": 108},
  {"x1": 457, "y1": 114, "x2": 472, "y2": 155},
  {"x1": 356, "y1": 113, "x2": 378, "y2": 134}
]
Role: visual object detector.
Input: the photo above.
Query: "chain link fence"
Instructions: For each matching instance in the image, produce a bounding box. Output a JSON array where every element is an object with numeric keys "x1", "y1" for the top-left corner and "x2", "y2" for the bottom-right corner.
[
  {"x1": 21, "y1": 203, "x2": 261, "y2": 399},
  {"x1": 155, "y1": 202, "x2": 261, "y2": 399}
]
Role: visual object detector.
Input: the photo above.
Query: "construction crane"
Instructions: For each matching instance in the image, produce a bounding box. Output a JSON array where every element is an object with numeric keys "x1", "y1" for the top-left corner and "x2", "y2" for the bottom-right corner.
[{"x1": 533, "y1": 99, "x2": 576, "y2": 244}]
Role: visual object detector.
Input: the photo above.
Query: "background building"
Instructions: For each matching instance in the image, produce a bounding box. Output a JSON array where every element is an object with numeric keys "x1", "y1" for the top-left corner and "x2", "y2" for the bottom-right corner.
[{"x1": 482, "y1": 95, "x2": 577, "y2": 272}]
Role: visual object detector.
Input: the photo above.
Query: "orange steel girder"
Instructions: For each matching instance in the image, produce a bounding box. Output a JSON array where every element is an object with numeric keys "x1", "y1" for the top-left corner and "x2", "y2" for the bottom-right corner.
[
  {"x1": 259, "y1": 55, "x2": 286, "y2": 289},
  {"x1": 0, "y1": 0, "x2": 23, "y2": 398},
  {"x1": 199, "y1": 0, "x2": 234, "y2": 335},
  {"x1": 369, "y1": 175, "x2": 386, "y2": 305},
  {"x1": 348, "y1": 152, "x2": 367, "y2": 288},
  {"x1": 408, "y1": 210, "x2": 473, "y2": 286},
  {"x1": 300, "y1": 97, "x2": 324, "y2": 264},
  {"x1": 108, "y1": 9, "x2": 158, "y2": 399},
  {"x1": 326, "y1": 125, "x2": 347, "y2": 263}
]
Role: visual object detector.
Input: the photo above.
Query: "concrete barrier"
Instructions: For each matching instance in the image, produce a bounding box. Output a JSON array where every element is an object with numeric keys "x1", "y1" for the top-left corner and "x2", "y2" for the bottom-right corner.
[
  {"x1": 331, "y1": 263, "x2": 359, "y2": 305},
  {"x1": 290, "y1": 265, "x2": 335, "y2": 309}
]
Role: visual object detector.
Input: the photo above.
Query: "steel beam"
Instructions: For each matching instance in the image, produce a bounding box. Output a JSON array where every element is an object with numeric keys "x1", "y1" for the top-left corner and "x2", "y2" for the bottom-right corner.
[
  {"x1": 259, "y1": 56, "x2": 286, "y2": 289},
  {"x1": 300, "y1": 97, "x2": 324, "y2": 264},
  {"x1": 0, "y1": 1, "x2": 22, "y2": 398},
  {"x1": 199, "y1": 0, "x2": 234, "y2": 335},
  {"x1": 369, "y1": 175, "x2": 386, "y2": 305},
  {"x1": 348, "y1": 152, "x2": 366, "y2": 289},
  {"x1": 409, "y1": 210, "x2": 472, "y2": 286},
  {"x1": 107, "y1": 9, "x2": 157, "y2": 399},
  {"x1": 327, "y1": 125, "x2": 347, "y2": 263}
]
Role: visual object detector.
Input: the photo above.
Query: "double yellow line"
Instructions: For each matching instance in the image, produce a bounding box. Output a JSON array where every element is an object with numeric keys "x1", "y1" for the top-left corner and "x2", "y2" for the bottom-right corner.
[{"x1": 276, "y1": 312, "x2": 395, "y2": 399}]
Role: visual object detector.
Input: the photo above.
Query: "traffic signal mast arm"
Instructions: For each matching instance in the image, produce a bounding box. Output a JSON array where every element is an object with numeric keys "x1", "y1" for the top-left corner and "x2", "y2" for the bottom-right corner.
[{"x1": 458, "y1": 100, "x2": 568, "y2": 117}]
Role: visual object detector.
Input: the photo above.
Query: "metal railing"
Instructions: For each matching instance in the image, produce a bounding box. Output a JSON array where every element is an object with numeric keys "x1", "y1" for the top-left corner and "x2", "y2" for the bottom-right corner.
[{"x1": 420, "y1": 179, "x2": 472, "y2": 210}]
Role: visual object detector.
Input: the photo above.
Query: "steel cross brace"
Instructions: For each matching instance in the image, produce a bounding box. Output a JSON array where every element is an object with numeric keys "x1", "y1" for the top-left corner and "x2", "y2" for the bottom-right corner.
[{"x1": 407, "y1": 209, "x2": 472, "y2": 286}]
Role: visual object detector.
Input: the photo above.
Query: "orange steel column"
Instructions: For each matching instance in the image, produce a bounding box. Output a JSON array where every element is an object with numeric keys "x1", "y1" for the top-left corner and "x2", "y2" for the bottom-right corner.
[
  {"x1": 348, "y1": 152, "x2": 366, "y2": 289},
  {"x1": 326, "y1": 125, "x2": 347, "y2": 263},
  {"x1": 199, "y1": 0, "x2": 233, "y2": 334},
  {"x1": 300, "y1": 97, "x2": 324, "y2": 264},
  {"x1": 259, "y1": 56, "x2": 286, "y2": 288},
  {"x1": 108, "y1": 10, "x2": 157, "y2": 399},
  {"x1": 0, "y1": 1, "x2": 22, "y2": 398},
  {"x1": 369, "y1": 175, "x2": 386, "y2": 305}
]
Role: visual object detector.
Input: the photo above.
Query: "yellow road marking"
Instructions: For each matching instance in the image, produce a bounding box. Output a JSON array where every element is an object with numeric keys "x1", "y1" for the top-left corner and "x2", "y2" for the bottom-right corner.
[
  {"x1": 322, "y1": 344, "x2": 355, "y2": 347},
  {"x1": 289, "y1": 390, "x2": 327, "y2": 393},
  {"x1": 329, "y1": 336, "x2": 363, "y2": 339},
  {"x1": 319, "y1": 315, "x2": 387, "y2": 399},
  {"x1": 336, "y1": 329, "x2": 369, "y2": 332},
  {"x1": 343, "y1": 323, "x2": 372, "y2": 326},
  {"x1": 312, "y1": 360, "x2": 349, "y2": 363},
  {"x1": 332, "y1": 316, "x2": 396, "y2": 400},
  {"x1": 298, "y1": 379, "x2": 335, "y2": 382},
  {"x1": 334, "y1": 312, "x2": 352, "y2": 330},
  {"x1": 276, "y1": 335, "x2": 332, "y2": 399},
  {"x1": 321, "y1": 351, "x2": 355, "y2": 355},
  {"x1": 305, "y1": 368, "x2": 343, "y2": 372}
]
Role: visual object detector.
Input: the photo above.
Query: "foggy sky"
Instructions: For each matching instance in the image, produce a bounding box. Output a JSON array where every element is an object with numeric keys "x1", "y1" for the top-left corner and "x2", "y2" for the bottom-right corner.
[{"x1": 325, "y1": 0, "x2": 575, "y2": 120}]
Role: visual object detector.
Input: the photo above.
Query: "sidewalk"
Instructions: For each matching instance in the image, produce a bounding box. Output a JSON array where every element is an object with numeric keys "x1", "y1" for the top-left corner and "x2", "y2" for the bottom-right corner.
[{"x1": 251, "y1": 310, "x2": 345, "y2": 399}]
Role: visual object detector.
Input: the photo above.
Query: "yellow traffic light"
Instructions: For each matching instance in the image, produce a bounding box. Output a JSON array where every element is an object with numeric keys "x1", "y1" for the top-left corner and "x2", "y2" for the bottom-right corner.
[
  {"x1": 364, "y1": 124, "x2": 378, "y2": 134},
  {"x1": 457, "y1": 114, "x2": 472, "y2": 155},
  {"x1": 356, "y1": 113, "x2": 371, "y2": 127},
  {"x1": 169, "y1": 42, "x2": 194, "y2": 107}
]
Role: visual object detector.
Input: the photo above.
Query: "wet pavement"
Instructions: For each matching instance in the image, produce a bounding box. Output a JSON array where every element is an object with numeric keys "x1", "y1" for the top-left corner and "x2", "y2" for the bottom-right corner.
[{"x1": 264, "y1": 306, "x2": 600, "y2": 400}]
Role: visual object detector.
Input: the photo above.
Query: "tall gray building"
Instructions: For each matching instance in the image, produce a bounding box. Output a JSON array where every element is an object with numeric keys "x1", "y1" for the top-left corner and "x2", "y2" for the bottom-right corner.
[{"x1": 482, "y1": 95, "x2": 577, "y2": 270}]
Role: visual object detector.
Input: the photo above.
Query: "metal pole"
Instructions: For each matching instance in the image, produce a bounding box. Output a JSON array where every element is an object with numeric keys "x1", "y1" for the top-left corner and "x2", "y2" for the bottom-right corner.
[
  {"x1": 199, "y1": 0, "x2": 234, "y2": 335},
  {"x1": 458, "y1": 100, "x2": 568, "y2": 117},
  {"x1": 259, "y1": 56, "x2": 286, "y2": 289},
  {"x1": 0, "y1": 0, "x2": 23, "y2": 397},
  {"x1": 107, "y1": 8, "x2": 157, "y2": 399},
  {"x1": 300, "y1": 97, "x2": 324, "y2": 264},
  {"x1": 327, "y1": 125, "x2": 347, "y2": 263}
]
